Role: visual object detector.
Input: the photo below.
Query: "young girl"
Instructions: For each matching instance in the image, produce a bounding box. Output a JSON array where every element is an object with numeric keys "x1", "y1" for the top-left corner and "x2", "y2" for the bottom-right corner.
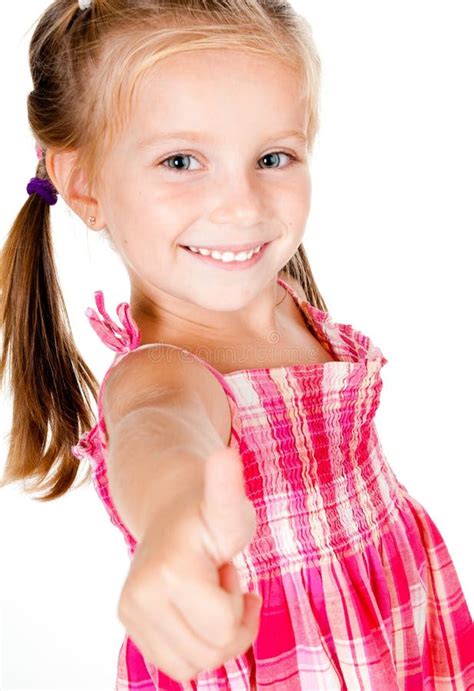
[{"x1": 1, "y1": 0, "x2": 473, "y2": 689}]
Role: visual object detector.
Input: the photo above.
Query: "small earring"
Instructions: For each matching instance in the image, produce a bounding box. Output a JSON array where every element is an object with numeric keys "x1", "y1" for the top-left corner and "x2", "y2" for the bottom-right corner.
[{"x1": 88, "y1": 215, "x2": 96, "y2": 226}]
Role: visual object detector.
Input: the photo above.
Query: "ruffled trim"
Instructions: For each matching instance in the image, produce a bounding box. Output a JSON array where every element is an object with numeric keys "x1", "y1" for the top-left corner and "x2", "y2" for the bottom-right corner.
[
  {"x1": 71, "y1": 423, "x2": 137, "y2": 556},
  {"x1": 71, "y1": 428, "x2": 96, "y2": 466},
  {"x1": 85, "y1": 290, "x2": 141, "y2": 353}
]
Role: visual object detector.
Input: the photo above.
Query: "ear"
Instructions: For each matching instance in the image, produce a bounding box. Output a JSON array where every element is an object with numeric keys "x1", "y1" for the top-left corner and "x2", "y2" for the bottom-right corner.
[{"x1": 45, "y1": 148, "x2": 106, "y2": 230}]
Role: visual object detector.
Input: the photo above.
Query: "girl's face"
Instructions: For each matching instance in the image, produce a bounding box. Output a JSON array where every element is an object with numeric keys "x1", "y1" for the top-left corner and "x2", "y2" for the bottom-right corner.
[{"x1": 96, "y1": 49, "x2": 312, "y2": 342}]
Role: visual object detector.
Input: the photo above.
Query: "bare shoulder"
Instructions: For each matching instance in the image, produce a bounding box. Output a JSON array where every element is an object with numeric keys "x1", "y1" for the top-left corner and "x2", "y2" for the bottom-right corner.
[
  {"x1": 102, "y1": 343, "x2": 231, "y2": 447},
  {"x1": 279, "y1": 271, "x2": 307, "y2": 301}
]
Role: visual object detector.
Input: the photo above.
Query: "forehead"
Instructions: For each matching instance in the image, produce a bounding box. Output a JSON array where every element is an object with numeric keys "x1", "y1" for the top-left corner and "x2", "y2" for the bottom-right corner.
[{"x1": 126, "y1": 49, "x2": 307, "y2": 143}]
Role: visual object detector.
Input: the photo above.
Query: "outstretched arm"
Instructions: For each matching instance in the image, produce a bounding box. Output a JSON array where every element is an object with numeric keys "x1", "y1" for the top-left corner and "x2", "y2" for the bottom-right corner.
[{"x1": 102, "y1": 344, "x2": 231, "y2": 542}]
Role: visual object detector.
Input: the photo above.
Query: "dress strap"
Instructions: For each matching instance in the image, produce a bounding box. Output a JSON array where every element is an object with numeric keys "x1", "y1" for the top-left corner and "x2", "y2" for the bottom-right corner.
[
  {"x1": 277, "y1": 276, "x2": 329, "y2": 323},
  {"x1": 277, "y1": 276, "x2": 388, "y2": 367},
  {"x1": 85, "y1": 290, "x2": 140, "y2": 353}
]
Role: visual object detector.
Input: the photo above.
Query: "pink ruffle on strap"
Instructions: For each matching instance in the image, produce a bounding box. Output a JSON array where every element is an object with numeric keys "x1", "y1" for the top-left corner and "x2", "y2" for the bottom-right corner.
[
  {"x1": 85, "y1": 290, "x2": 141, "y2": 353},
  {"x1": 70, "y1": 428, "x2": 96, "y2": 464}
]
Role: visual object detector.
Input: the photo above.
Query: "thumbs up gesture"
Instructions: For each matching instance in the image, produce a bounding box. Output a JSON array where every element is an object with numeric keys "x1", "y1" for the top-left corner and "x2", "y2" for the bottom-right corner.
[{"x1": 117, "y1": 446, "x2": 262, "y2": 684}]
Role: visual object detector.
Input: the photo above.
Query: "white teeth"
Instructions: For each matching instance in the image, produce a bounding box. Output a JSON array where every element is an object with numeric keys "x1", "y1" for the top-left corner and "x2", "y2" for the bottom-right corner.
[{"x1": 187, "y1": 244, "x2": 263, "y2": 262}]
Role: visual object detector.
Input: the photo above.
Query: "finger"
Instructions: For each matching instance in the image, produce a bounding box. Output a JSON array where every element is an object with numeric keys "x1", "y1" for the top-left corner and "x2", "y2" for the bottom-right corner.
[
  {"x1": 218, "y1": 561, "x2": 242, "y2": 595},
  {"x1": 163, "y1": 589, "x2": 262, "y2": 675},
  {"x1": 122, "y1": 610, "x2": 202, "y2": 684},
  {"x1": 143, "y1": 632, "x2": 202, "y2": 684},
  {"x1": 169, "y1": 572, "x2": 245, "y2": 648},
  {"x1": 218, "y1": 561, "x2": 244, "y2": 621},
  {"x1": 216, "y1": 561, "x2": 244, "y2": 625},
  {"x1": 235, "y1": 592, "x2": 263, "y2": 648},
  {"x1": 160, "y1": 543, "x2": 245, "y2": 646},
  {"x1": 150, "y1": 598, "x2": 225, "y2": 674},
  {"x1": 210, "y1": 591, "x2": 263, "y2": 666},
  {"x1": 124, "y1": 595, "x2": 219, "y2": 682},
  {"x1": 168, "y1": 566, "x2": 262, "y2": 656}
]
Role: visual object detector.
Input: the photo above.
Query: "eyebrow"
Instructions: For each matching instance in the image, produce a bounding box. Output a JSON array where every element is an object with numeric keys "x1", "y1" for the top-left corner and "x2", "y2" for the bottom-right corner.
[{"x1": 137, "y1": 129, "x2": 308, "y2": 148}]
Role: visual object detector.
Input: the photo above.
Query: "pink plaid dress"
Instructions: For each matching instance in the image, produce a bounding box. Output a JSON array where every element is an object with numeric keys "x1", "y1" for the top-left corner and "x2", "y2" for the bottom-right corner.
[{"x1": 71, "y1": 276, "x2": 474, "y2": 690}]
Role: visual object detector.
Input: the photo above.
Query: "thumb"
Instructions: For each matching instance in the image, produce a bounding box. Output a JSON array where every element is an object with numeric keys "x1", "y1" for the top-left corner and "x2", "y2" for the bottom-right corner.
[{"x1": 200, "y1": 446, "x2": 256, "y2": 564}]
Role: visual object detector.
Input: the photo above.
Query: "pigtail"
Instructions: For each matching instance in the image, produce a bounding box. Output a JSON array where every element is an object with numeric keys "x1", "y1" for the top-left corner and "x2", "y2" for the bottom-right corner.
[{"x1": 0, "y1": 151, "x2": 98, "y2": 501}]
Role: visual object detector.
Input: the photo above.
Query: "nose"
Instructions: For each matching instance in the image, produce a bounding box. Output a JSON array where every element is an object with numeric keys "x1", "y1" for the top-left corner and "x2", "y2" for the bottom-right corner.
[{"x1": 208, "y1": 170, "x2": 266, "y2": 227}]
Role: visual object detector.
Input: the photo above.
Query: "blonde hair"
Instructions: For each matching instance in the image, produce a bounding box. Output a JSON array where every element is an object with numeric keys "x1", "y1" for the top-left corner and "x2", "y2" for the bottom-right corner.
[{"x1": 0, "y1": 0, "x2": 328, "y2": 501}]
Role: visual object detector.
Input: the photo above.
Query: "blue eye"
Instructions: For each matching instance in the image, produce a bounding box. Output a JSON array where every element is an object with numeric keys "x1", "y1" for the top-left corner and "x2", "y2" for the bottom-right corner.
[
  {"x1": 258, "y1": 151, "x2": 296, "y2": 169},
  {"x1": 160, "y1": 153, "x2": 199, "y2": 173},
  {"x1": 158, "y1": 150, "x2": 298, "y2": 174}
]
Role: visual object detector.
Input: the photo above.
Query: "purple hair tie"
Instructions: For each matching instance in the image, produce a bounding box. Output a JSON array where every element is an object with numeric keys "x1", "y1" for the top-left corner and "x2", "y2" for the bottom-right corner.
[{"x1": 26, "y1": 177, "x2": 58, "y2": 206}]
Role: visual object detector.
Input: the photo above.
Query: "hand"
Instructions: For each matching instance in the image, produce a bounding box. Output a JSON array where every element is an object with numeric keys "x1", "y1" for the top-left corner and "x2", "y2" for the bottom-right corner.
[{"x1": 117, "y1": 445, "x2": 262, "y2": 684}]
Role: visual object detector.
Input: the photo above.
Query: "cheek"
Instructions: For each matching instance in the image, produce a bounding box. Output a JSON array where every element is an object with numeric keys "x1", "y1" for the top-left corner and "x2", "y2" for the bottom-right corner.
[
  {"x1": 115, "y1": 229, "x2": 177, "y2": 284},
  {"x1": 279, "y1": 173, "x2": 311, "y2": 223},
  {"x1": 134, "y1": 185, "x2": 200, "y2": 235}
]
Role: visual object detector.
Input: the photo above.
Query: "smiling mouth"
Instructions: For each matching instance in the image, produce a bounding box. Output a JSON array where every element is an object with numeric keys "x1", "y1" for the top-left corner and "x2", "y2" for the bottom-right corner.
[
  {"x1": 179, "y1": 240, "x2": 272, "y2": 268},
  {"x1": 180, "y1": 242, "x2": 270, "y2": 262}
]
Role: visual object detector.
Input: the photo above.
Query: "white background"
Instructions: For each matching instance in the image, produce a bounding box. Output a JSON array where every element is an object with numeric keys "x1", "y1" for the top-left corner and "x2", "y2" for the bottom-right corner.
[{"x1": 1, "y1": 1, "x2": 473, "y2": 689}]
